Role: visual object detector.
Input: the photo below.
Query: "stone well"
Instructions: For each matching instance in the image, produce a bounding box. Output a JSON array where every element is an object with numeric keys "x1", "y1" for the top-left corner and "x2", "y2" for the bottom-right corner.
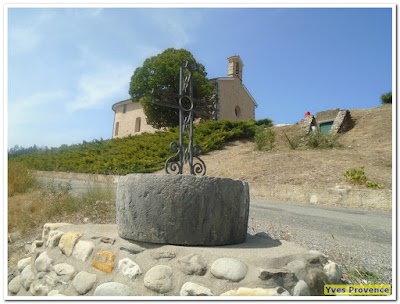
[{"x1": 116, "y1": 174, "x2": 250, "y2": 246}]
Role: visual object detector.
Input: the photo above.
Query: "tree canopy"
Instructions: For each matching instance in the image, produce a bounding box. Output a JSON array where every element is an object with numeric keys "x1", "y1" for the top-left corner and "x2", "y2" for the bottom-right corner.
[
  {"x1": 129, "y1": 48, "x2": 215, "y2": 129},
  {"x1": 380, "y1": 91, "x2": 392, "y2": 105}
]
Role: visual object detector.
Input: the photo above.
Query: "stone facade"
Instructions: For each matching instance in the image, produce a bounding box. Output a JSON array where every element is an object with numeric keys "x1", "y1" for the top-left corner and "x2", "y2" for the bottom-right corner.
[
  {"x1": 112, "y1": 55, "x2": 257, "y2": 139},
  {"x1": 302, "y1": 109, "x2": 353, "y2": 135},
  {"x1": 112, "y1": 100, "x2": 156, "y2": 139}
]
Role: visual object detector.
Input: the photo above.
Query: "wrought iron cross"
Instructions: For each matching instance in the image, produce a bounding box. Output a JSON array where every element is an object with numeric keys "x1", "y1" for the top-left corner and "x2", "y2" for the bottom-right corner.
[{"x1": 152, "y1": 61, "x2": 214, "y2": 175}]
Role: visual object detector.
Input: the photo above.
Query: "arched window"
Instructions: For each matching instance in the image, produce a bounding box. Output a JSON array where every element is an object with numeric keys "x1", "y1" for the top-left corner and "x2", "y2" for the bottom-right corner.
[
  {"x1": 235, "y1": 62, "x2": 240, "y2": 76},
  {"x1": 135, "y1": 117, "x2": 141, "y2": 133},
  {"x1": 114, "y1": 122, "x2": 119, "y2": 136},
  {"x1": 235, "y1": 106, "x2": 241, "y2": 118},
  {"x1": 123, "y1": 104, "x2": 127, "y2": 114}
]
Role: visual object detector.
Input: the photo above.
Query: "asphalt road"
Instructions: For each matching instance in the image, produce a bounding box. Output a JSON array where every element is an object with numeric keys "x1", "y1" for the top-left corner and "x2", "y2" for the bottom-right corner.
[
  {"x1": 248, "y1": 200, "x2": 393, "y2": 283},
  {"x1": 37, "y1": 175, "x2": 394, "y2": 282}
]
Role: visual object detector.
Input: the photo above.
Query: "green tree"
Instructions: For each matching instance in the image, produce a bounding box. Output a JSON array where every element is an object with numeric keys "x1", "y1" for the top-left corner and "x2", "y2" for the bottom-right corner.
[
  {"x1": 380, "y1": 91, "x2": 392, "y2": 104},
  {"x1": 129, "y1": 48, "x2": 215, "y2": 129}
]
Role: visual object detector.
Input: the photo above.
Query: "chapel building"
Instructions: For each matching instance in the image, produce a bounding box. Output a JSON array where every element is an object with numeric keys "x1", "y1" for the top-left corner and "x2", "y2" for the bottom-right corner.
[{"x1": 112, "y1": 55, "x2": 257, "y2": 138}]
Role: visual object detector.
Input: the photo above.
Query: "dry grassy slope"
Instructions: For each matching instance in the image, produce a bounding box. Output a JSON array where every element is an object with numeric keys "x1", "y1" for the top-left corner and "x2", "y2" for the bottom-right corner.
[{"x1": 201, "y1": 105, "x2": 393, "y2": 191}]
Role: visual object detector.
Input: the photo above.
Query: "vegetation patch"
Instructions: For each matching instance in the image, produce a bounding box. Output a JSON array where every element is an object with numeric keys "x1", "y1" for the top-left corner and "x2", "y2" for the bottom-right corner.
[
  {"x1": 306, "y1": 130, "x2": 341, "y2": 149},
  {"x1": 254, "y1": 126, "x2": 276, "y2": 151},
  {"x1": 8, "y1": 120, "x2": 256, "y2": 175},
  {"x1": 344, "y1": 167, "x2": 383, "y2": 189}
]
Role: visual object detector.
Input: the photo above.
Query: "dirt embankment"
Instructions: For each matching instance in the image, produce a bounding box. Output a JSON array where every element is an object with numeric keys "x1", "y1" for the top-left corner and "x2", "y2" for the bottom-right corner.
[{"x1": 198, "y1": 105, "x2": 393, "y2": 211}]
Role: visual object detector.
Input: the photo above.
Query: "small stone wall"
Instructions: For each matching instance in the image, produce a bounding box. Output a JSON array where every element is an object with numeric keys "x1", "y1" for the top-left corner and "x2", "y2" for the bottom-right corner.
[{"x1": 8, "y1": 223, "x2": 343, "y2": 297}]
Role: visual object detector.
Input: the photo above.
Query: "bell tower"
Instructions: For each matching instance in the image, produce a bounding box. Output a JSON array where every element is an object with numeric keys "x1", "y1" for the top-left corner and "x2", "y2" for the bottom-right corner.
[{"x1": 227, "y1": 55, "x2": 243, "y2": 82}]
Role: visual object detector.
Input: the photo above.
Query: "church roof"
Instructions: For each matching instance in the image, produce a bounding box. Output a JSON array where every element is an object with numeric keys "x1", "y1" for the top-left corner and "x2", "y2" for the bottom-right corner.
[{"x1": 112, "y1": 98, "x2": 132, "y2": 112}]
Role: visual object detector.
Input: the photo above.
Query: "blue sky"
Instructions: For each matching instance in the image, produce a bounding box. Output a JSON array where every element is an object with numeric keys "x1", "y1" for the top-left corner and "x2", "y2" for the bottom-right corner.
[{"x1": 6, "y1": 5, "x2": 394, "y2": 149}]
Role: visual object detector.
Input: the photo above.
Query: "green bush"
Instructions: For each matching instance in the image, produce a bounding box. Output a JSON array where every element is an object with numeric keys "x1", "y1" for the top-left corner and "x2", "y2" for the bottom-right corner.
[
  {"x1": 254, "y1": 126, "x2": 276, "y2": 151},
  {"x1": 344, "y1": 167, "x2": 383, "y2": 189},
  {"x1": 306, "y1": 131, "x2": 340, "y2": 149},
  {"x1": 9, "y1": 119, "x2": 258, "y2": 175}
]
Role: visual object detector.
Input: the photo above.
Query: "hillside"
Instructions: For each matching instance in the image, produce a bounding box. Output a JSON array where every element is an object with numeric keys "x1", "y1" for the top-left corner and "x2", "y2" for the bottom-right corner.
[{"x1": 190, "y1": 105, "x2": 393, "y2": 209}]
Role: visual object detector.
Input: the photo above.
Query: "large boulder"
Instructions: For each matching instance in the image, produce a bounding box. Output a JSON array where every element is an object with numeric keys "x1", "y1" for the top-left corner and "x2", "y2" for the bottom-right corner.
[{"x1": 116, "y1": 174, "x2": 249, "y2": 245}]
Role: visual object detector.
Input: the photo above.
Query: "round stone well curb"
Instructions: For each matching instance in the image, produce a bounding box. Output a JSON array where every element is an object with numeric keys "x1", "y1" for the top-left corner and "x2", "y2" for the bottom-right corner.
[{"x1": 116, "y1": 174, "x2": 250, "y2": 245}]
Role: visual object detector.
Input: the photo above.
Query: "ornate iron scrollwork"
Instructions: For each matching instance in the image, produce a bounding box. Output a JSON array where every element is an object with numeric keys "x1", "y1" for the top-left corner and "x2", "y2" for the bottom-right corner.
[{"x1": 152, "y1": 61, "x2": 211, "y2": 175}]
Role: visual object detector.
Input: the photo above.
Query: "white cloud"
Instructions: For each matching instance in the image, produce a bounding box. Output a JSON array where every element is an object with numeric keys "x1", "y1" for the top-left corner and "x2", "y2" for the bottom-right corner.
[{"x1": 66, "y1": 64, "x2": 133, "y2": 112}]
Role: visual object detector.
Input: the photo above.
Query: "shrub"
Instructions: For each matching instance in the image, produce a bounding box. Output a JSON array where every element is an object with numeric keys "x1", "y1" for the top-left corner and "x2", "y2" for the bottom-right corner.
[
  {"x1": 255, "y1": 118, "x2": 273, "y2": 127},
  {"x1": 255, "y1": 126, "x2": 276, "y2": 151},
  {"x1": 380, "y1": 91, "x2": 392, "y2": 105},
  {"x1": 344, "y1": 167, "x2": 383, "y2": 189},
  {"x1": 8, "y1": 119, "x2": 258, "y2": 175},
  {"x1": 8, "y1": 162, "x2": 37, "y2": 196},
  {"x1": 283, "y1": 132, "x2": 302, "y2": 150},
  {"x1": 306, "y1": 131, "x2": 340, "y2": 149}
]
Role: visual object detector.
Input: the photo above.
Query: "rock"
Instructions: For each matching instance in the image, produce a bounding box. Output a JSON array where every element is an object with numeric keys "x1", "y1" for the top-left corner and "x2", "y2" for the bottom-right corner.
[
  {"x1": 210, "y1": 258, "x2": 248, "y2": 282},
  {"x1": 310, "y1": 194, "x2": 318, "y2": 204},
  {"x1": 180, "y1": 282, "x2": 214, "y2": 296},
  {"x1": 8, "y1": 276, "x2": 22, "y2": 294},
  {"x1": 17, "y1": 257, "x2": 31, "y2": 271},
  {"x1": 116, "y1": 174, "x2": 250, "y2": 245},
  {"x1": 151, "y1": 250, "x2": 176, "y2": 260},
  {"x1": 72, "y1": 271, "x2": 97, "y2": 295},
  {"x1": 20, "y1": 265, "x2": 35, "y2": 290},
  {"x1": 8, "y1": 269, "x2": 18, "y2": 283},
  {"x1": 48, "y1": 290, "x2": 65, "y2": 296},
  {"x1": 72, "y1": 240, "x2": 95, "y2": 262},
  {"x1": 53, "y1": 263, "x2": 75, "y2": 277},
  {"x1": 144, "y1": 265, "x2": 173, "y2": 294},
  {"x1": 324, "y1": 260, "x2": 342, "y2": 283},
  {"x1": 30, "y1": 240, "x2": 44, "y2": 253},
  {"x1": 93, "y1": 282, "x2": 135, "y2": 296},
  {"x1": 35, "y1": 251, "x2": 53, "y2": 272},
  {"x1": 285, "y1": 260, "x2": 308, "y2": 281},
  {"x1": 29, "y1": 280, "x2": 49, "y2": 296},
  {"x1": 221, "y1": 286, "x2": 290, "y2": 296},
  {"x1": 306, "y1": 268, "x2": 329, "y2": 296},
  {"x1": 120, "y1": 243, "x2": 145, "y2": 254},
  {"x1": 118, "y1": 258, "x2": 142, "y2": 280},
  {"x1": 46, "y1": 230, "x2": 64, "y2": 248},
  {"x1": 58, "y1": 231, "x2": 83, "y2": 257},
  {"x1": 178, "y1": 253, "x2": 207, "y2": 275},
  {"x1": 293, "y1": 280, "x2": 311, "y2": 296},
  {"x1": 258, "y1": 268, "x2": 298, "y2": 292},
  {"x1": 42, "y1": 223, "x2": 72, "y2": 244},
  {"x1": 91, "y1": 250, "x2": 115, "y2": 273}
]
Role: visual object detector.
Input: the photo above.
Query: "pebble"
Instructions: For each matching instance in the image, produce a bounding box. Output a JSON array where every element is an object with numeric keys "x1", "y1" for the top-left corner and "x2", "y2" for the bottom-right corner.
[
  {"x1": 293, "y1": 280, "x2": 310, "y2": 296},
  {"x1": 8, "y1": 223, "x2": 349, "y2": 297},
  {"x1": 35, "y1": 251, "x2": 53, "y2": 272},
  {"x1": 144, "y1": 265, "x2": 173, "y2": 294},
  {"x1": 118, "y1": 258, "x2": 142, "y2": 279},
  {"x1": 46, "y1": 230, "x2": 64, "y2": 248},
  {"x1": 180, "y1": 282, "x2": 214, "y2": 296},
  {"x1": 58, "y1": 231, "x2": 83, "y2": 257},
  {"x1": 17, "y1": 257, "x2": 31, "y2": 271},
  {"x1": 324, "y1": 260, "x2": 342, "y2": 283},
  {"x1": 8, "y1": 276, "x2": 22, "y2": 294},
  {"x1": 93, "y1": 282, "x2": 135, "y2": 296},
  {"x1": 72, "y1": 240, "x2": 95, "y2": 262},
  {"x1": 211, "y1": 258, "x2": 248, "y2": 282},
  {"x1": 72, "y1": 271, "x2": 97, "y2": 295},
  {"x1": 178, "y1": 253, "x2": 207, "y2": 275}
]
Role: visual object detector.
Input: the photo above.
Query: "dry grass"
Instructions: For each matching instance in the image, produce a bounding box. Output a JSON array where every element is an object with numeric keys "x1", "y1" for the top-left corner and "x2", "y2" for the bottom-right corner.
[
  {"x1": 7, "y1": 175, "x2": 116, "y2": 270},
  {"x1": 200, "y1": 105, "x2": 392, "y2": 191}
]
